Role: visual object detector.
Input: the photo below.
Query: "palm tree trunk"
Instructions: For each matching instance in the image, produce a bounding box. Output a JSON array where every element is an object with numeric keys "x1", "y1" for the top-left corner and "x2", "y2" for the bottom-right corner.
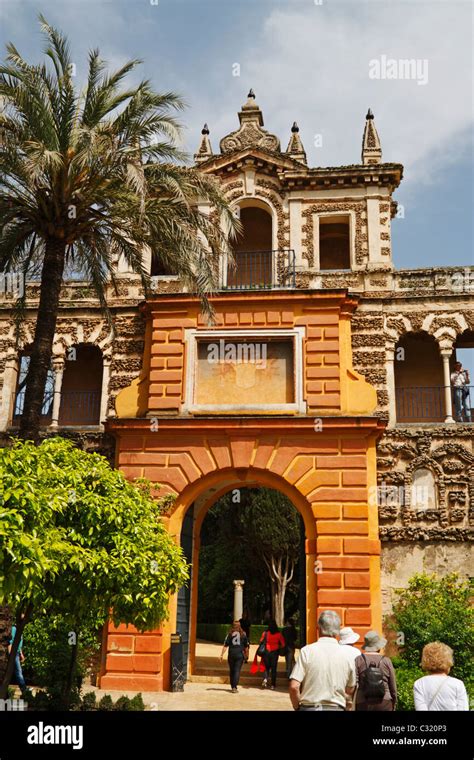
[{"x1": 18, "y1": 238, "x2": 66, "y2": 443}]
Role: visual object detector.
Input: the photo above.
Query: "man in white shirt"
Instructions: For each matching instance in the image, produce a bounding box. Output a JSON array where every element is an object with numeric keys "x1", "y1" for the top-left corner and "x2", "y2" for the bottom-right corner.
[
  {"x1": 289, "y1": 611, "x2": 356, "y2": 711},
  {"x1": 450, "y1": 361, "x2": 471, "y2": 422}
]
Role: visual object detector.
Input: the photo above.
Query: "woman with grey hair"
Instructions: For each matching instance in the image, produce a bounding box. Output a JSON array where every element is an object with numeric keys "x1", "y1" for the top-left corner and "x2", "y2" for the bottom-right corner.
[{"x1": 354, "y1": 631, "x2": 397, "y2": 711}]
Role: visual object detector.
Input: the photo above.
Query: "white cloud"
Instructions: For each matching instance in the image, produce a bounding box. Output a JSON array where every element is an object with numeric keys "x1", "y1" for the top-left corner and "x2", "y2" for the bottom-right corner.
[{"x1": 193, "y1": 0, "x2": 473, "y2": 189}]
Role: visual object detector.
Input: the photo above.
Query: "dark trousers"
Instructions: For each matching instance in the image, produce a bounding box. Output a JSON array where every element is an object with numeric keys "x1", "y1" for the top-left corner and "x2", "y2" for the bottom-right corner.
[
  {"x1": 13, "y1": 654, "x2": 26, "y2": 692},
  {"x1": 263, "y1": 650, "x2": 279, "y2": 686},
  {"x1": 228, "y1": 655, "x2": 244, "y2": 689}
]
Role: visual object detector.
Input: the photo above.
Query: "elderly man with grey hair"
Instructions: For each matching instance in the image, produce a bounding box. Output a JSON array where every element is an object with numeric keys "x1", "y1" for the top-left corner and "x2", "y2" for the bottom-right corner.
[{"x1": 289, "y1": 610, "x2": 356, "y2": 711}]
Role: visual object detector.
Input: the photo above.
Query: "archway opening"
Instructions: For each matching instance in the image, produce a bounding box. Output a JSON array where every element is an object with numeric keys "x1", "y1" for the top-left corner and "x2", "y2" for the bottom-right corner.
[
  {"x1": 176, "y1": 473, "x2": 314, "y2": 684},
  {"x1": 59, "y1": 344, "x2": 103, "y2": 425},
  {"x1": 227, "y1": 204, "x2": 273, "y2": 289},
  {"x1": 452, "y1": 329, "x2": 474, "y2": 423}
]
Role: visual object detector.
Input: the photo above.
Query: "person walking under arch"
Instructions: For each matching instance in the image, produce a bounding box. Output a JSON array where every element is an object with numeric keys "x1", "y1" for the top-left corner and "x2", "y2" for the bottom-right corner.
[
  {"x1": 220, "y1": 621, "x2": 249, "y2": 693},
  {"x1": 258, "y1": 620, "x2": 285, "y2": 690}
]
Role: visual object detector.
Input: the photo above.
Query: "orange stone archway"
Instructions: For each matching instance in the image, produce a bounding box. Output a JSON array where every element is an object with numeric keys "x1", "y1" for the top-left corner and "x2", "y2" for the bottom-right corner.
[
  {"x1": 99, "y1": 290, "x2": 385, "y2": 692},
  {"x1": 99, "y1": 415, "x2": 383, "y2": 692},
  {"x1": 169, "y1": 465, "x2": 318, "y2": 678}
]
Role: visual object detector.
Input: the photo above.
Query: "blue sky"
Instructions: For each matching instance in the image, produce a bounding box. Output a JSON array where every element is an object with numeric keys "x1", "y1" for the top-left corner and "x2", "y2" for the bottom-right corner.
[{"x1": 1, "y1": 0, "x2": 473, "y2": 270}]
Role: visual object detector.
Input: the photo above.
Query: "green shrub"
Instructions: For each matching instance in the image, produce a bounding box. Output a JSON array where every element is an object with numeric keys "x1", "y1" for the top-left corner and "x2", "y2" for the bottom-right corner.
[
  {"x1": 22, "y1": 613, "x2": 101, "y2": 690},
  {"x1": 392, "y1": 658, "x2": 424, "y2": 711},
  {"x1": 388, "y1": 573, "x2": 474, "y2": 706},
  {"x1": 32, "y1": 690, "x2": 51, "y2": 711},
  {"x1": 197, "y1": 623, "x2": 299, "y2": 645},
  {"x1": 81, "y1": 692, "x2": 97, "y2": 711},
  {"x1": 129, "y1": 694, "x2": 145, "y2": 711},
  {"x1": 98, "y1": 694, "x2": 114, "y2": 711},
  {"x1": 114, "y1": 695, "x2": 131, "y2": 711}
]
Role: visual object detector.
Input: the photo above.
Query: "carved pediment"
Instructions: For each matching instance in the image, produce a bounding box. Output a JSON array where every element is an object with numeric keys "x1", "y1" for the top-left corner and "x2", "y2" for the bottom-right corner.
[{"x1": 219, "y1": 90, "x2": 281, "y2": 155}]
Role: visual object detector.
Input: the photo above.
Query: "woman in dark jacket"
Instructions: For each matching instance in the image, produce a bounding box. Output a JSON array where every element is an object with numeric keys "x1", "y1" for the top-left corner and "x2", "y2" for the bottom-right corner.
[
  {"x1": 220, "y1": 621, "x2": 249, "y2": 693},
  {"x1": 355, "y1": 631, "x2": 397, "y2": 711}
]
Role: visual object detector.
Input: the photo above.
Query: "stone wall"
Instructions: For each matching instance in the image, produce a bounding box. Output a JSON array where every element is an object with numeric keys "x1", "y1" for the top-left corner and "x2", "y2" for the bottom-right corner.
[{"x1": 381, "y1": 541, "x2": 473, "y2": 616}]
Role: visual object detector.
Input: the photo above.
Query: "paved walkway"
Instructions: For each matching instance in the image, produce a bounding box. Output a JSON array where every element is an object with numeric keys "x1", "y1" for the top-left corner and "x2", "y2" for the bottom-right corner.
[
  {"x1": 82, "y1": 640, "x2": 295, "y2": 711},
  {"x1": 83, "y1": 680, "x2": 293, "y2": 711}
]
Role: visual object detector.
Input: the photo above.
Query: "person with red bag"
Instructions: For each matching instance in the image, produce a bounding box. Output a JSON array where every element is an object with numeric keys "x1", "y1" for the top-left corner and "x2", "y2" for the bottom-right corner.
[{"x1": 255, "y1": 620, "x2": 286, "y2": 690}]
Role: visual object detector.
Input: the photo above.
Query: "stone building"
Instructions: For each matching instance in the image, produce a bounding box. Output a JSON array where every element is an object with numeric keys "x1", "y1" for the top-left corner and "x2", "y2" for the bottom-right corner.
[{"x1": 0, "y1": 92, "x2": 472, "y2": 691}]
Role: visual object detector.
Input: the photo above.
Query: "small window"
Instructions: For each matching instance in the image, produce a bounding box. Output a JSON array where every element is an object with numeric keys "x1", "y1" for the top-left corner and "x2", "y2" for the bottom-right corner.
[
  {"x1": 319, "y1": 215, "x2": 350, "y2": 270},
  {"x1": 150, "y1": 257, "x2": 176, "y2": 277}
]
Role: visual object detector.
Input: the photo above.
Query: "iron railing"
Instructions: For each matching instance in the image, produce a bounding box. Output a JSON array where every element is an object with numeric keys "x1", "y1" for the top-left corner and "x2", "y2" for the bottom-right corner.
[
  {"x1": 12, "y1": 389, "x2": 101, "y2": 426},
  {"x1": 224, "y1": 249, "x2": 296, "y2": 290},
  {"x1": 396, "y1": 385, "x2": 473, "y2": 423}
]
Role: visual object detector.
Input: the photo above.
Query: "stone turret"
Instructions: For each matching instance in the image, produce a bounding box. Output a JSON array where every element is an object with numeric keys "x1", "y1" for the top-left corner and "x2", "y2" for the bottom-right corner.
[
  {"x1": 194, "y1": 123, "x2": 213, "y2": 164},
  {"x1": 286, "y1": 121, "x2": 307, "y2": 164},
  {"x1": 361, "y1": 108, "x2": 382, "y2": 164}
]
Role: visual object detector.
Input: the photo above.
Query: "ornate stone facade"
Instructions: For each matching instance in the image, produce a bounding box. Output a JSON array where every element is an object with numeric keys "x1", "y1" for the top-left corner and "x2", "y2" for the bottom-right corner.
[{"x1": 0, "y1": 95, "x2": 472, "y2": 679}]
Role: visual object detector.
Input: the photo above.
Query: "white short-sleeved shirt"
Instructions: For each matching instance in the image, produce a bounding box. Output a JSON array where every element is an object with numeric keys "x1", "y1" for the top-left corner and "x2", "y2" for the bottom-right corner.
[
  {"x1": 339, "y1": 644, "x2": 361, "y2": 664},
  {"x1": 290, "y1": 636, "x2": 356, "y2": 708},
  {"x1": 414, "y1": 675, "x2": 469, "y2": 711}
]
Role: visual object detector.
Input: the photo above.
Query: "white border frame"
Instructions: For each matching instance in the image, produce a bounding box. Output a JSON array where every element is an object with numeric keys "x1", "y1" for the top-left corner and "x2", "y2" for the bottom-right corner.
[{"x1": 183, "y1": 327, "x2": 306, "y2": 414}]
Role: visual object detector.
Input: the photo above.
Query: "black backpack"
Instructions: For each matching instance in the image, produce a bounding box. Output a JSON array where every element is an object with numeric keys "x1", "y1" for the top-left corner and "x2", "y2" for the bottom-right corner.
[{"x1": 359, "y1": 654, "x2": 386, "y2": 700}]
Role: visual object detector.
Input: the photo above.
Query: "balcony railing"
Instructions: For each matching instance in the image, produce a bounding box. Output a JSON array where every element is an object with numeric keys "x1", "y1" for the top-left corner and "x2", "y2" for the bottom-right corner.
[
  {"x1": 12, "y1": 389, "x2": 101, "y2": 426},
  {"x1": 396, "y1": 385, "x2": 473, "y2": 423},
  {"x1": 224, "y1": 249, "x2": 296, "y2": 290}
]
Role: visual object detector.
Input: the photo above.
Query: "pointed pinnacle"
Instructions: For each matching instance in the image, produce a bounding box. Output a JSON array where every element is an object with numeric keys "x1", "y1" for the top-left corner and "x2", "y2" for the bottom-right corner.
[
  {"x1": 201, "y1": 123, "x2": 210, "y2": 135},
  {"x1": 291, "y1": 121, "x2": 299, "y2": 133},
  {"x1": 247, "y1": 88, "x2": 255, "y2": 99},
  {"x1": 366, "y1": 108, "x2": 374, "y2": 120}
]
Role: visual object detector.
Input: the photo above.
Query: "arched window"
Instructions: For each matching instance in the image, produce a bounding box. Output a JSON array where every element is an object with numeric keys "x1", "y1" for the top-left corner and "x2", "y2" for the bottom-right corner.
[
  {"x1": 394, "y1": 332, "x2": 444, "y2": 422},
  {"x1": 59, "y1": 344, "x2": 103, "y2": 425},
  {"x1": 227, "y1": 204, "x2": 273, "y2": 289},
  {"x1": 13, "y1": 350, "x2": 54, "y2": 424}
]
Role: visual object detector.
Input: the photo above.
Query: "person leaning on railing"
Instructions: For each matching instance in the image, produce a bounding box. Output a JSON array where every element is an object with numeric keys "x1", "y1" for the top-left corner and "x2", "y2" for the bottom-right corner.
[{"x1": 450, "y1": 362, "x2": 471, "y2": 423}]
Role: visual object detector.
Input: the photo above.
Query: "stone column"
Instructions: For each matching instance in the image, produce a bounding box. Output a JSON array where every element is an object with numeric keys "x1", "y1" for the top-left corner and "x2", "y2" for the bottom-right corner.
[
  {"x1": 99, "y1": 358, "x2": 111, "y2": 426},
  {"x1": 385, "y1": 346, "x2": 396, "y2": 427},
  {"x1": 0, "y1": 357, "x2": 19, "y2": 431},
  {"x1": 50, "y1": 357, "x2": 65, "y2": 429},
  {"x1": 441, "y1": 349, "x2": 455, "y2": 423},
  {"x1": 233, "y1": 580, "x2": 245, "y2": 622}
]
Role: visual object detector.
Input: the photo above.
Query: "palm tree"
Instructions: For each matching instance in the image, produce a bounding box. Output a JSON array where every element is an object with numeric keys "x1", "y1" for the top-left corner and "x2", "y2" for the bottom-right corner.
[{"x1": 0, "y1": 16, "x2": 238, "y2": 442}]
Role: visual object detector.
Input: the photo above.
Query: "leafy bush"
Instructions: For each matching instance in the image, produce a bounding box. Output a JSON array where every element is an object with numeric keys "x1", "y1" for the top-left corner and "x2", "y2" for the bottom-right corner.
[
  {"x1": 114, "y1": 695, "x2": 131, "y2": 711},
  {"x1": 81, "y1": 692, "x2": 97, "y2": 711},
  {"x1": 129, "y1": 694, "x2": 145, "y2": 711},
  {"x1": 197, "y1": 623, "x2": 299, "y2": 645},
  {"x1": 392, "y1": 658, "x2": 424, "y2": 711},
  {"x1": 98, "y1": 694, "x2": 114, "y2": 711},
  {"x1": 22, "y1": 613, "x2": 101, "y2": 690},
  {"x1": 388, "y1": 573, "x2": 474, "y2": 706}
]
